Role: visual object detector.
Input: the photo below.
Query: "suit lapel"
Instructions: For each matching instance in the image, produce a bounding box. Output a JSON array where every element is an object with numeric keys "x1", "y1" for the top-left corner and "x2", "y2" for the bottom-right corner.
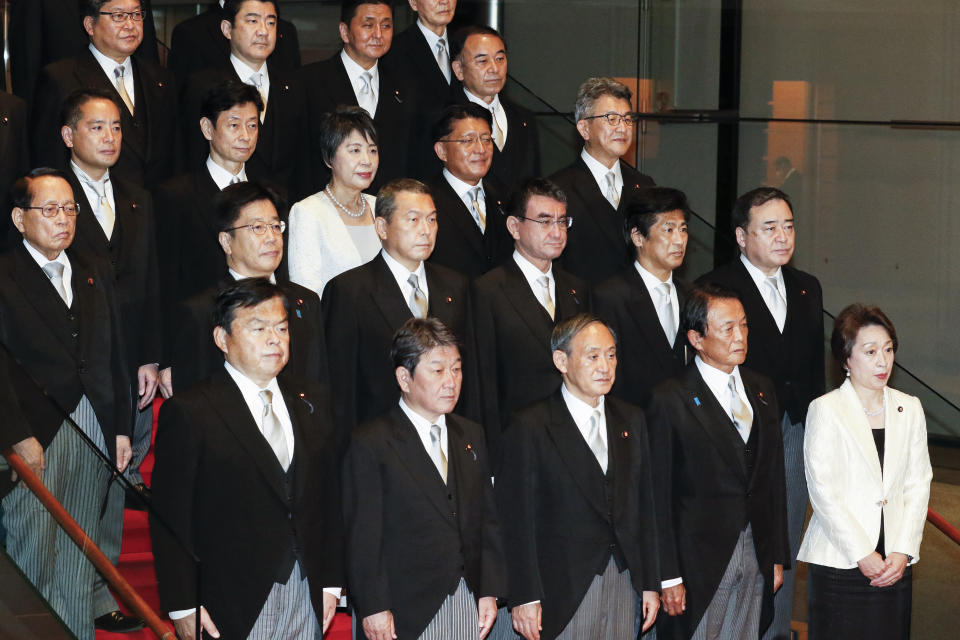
[
  {"x1": 279, "y1": 376, "x2": 323, "y2": 501},
  {"x1": 606, "y1": 400, "x2": 633, "y2": 523},
  {"x1": 553, "y1": 269, "x2": 586, "y2": 321},
  {"x1": 195, "y1": 168, "x2": 223, "y2": 236},
  {"x1": 544, "y1": 392, "x2": 608, "y2": 519},
  {"x1": 838, "y1": 380, "x2": 883, "y2": 482},
  {"x1": 681, "y1": 365, "x2": 747, "y2": 479},
  {"x1": 369, "y1": 255, "x2": 414, "y2": 331},
  {"x1": 11, "y1": 246, "x2": 76, "y2": 353},
  {"x1": 733, "y1": 259, "x2": 782, "y2": 342},
  {"x1": 437, "y1": 180, "x2": 486, "y2": 257},
  {"x1": 447, "y1": 415, "x2": 481, "y2": 528},
  {"x1": 333, "y1": 57, "x2": 361, "y2": 108},
  {"x1": 625, "y1": 268, "x2": 678, "y2": 365},
  {"x1": 68, "y1": 172, "x2": 111, "y2": 251},
  {"x1": 500, "y1": 260, "x2": 555, "y2": 342},
  {"x1": 572, "y1": 157, "x2": 623, "y2": 251},
  {"x1": 412, "y1": 28, "x2": 449, "y2": 90},
  {"x1": 740, "y1": 371, "x2": 775, "y2": 487},
  {"x1": 780, "y1": 266, "x2": 806, "y2": 335}
]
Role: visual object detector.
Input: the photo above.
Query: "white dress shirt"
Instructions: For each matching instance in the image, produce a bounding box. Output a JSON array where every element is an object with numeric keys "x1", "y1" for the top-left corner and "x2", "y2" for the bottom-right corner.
[
  {"x1": 89, "y1": 44, "x2": 135, "y2": 110},
  {"x1": 560, "y1": 384, "x2": 607, "y2": 464},
  {"x1": 442, "y1": 168, "x2": 486, "y2": 231},
  {"x1": 464, "y1": 89, "x2": 508, "y2": 142},
  {"x1": 23, "y1": 240, "x2": 73, "y2": 307},
  {"x1": 634, "y1": 261, "x2": 679, "y2": 337},
  {"x1": 231, "y1": 53, "x2": 270, "y2": 102},
  {"x1": 70, "y1": 161, "x2": 117, "y2": 239},
  {"x1": 581, "y1": 147, "x2": 622, "y2": 203},
  {"x1": 740, "y1": 253, "x2": 787, "y2": 332},
  {"x1": 381, "y1": 248, "x2": 429, "y2": 303},
  {"x1": 399, "y1": 398, "x2": 448, "y2": 480},
  {"x1": 206, "y1": 155, "x2": 248, "y2": 190},
  {"x1": 416, "y1": 20, "x2": 451, "y2": 83},
  {"x1": 512, "y1": 250, "x2": 555, "y2": 314},
  {"x1": 228, "y1": 268, "x2": 276, "y2": 284},
  {"x1": 341, "y1": 50, "x2": 380, "y2": 117}
]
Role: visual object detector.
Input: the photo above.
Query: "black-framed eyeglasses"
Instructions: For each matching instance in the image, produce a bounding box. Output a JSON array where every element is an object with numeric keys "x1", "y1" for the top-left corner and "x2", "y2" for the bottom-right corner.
[
  {"x1": 582, "y1": 112, "x2": 640, "y2": 126},
  {"x1": 226, "y1": 221, "x2": 286, "y2": 236},
  {"x1": 519, "y1": 216, "x2": 572, "y2": 229},
  {"x1": 99, "y1": 9, "x2": 147, "y2": 23},
  {"x1": 439, "y1": 135, "x2": 495, "y2": 147},
  {"x1": 24, "y1": 203, "x2": 81, "y2": 217}
]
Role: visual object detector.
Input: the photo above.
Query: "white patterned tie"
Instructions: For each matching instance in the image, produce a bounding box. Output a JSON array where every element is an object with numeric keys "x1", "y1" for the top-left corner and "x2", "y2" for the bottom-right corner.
[
  {"x1": 728, "y1": 376, "x2": 753, "y2": 443},
  {"x1": 605, "y1": 171, "x2": 620, "y2": 208},
  {"x1": 587, "y1": 410, "x2": 608, "y2": 473},
  {"x1": 436, "y1": 38, "x2": 451, "y2": 83},
  {"x1": 429, "y1": 423, "x2": 448, "y2": 483},
  {"x1": 250, "y1": 73, "x2": 267, "y2": 122},
  {"x1": 537, "y1": 275, "x2": 555, "y2": 319},
  {"x1": 469, "y1": 186, "x2": 486, "y2": 231},
  {"x1": 113, "y1": 66, "x2": 134, "y2": 115},
  {"x1": 658, "y1": 282, "x2": 677, "y2": 347},
  {"x1": 259, "y1": 389, "x2": 291, "y2": 470},
  {"x1": 358, "y1": 71, "x2": 377, "y2": 117},
  {"x1": 42, "y1": 262, "x2": 68, "y2": 305},
  {"x1": 765, "y1": 276, "x2": 786, "y2": 332},
  {"x1": 83, "y1": 176, "x2": 115, "y2": 239},
  {"x1": 407, "y1": 273, "x2": 428, "y2": 319}
]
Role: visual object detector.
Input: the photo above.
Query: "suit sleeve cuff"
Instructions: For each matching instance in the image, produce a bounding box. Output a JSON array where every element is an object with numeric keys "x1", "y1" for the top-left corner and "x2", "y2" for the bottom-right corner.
[
  {"x1": 661, "y1": 577, "x2": 683, "y2": 589},
  {"x1": 323, "y1": 587, "x2": 342, "y2": 599}
]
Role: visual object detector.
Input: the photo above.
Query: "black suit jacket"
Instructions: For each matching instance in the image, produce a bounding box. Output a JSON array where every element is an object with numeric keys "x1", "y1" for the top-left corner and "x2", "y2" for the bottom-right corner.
[
  {"x1": 594, "y1": 269, "x2": 688, "y2": 408},
  {"x1": 31, "y1": 49, "x2": 179, "y2": 190},
  {"x1": 646, "y1": 364, "x2": 790, "y2": 639},
  {"x1": 0, "y1": 92, "x2": 30, "y2": 245},
  {"x1": 67, "y1": 171, "x2": 161, "y2": 372},
  {"x1": 300, "y1": 53, "x2": 417, "y2": 193},
  {"x1": 425, "y1": 175, "x2": 512, "y2": 279},
  {"x1": 322, "y1": 254, "x2": 470, "y2": 437},
  {"x1": 9, "y1": 0, "x2": 159, "y2": 105},
  {"x1": 697, "y1": 259, "x2": 825, "y2": 423},
  {"x1": 470, "y1": 259, "x2": 590, "y2": 454},
  {"x1": 550, "y1": 157, "x2": 656, "y2": 284},
  {"x1": 172, "y1": 277, "x2": 327, "y2": 393},
  {"x1": 150, "y1": 371, "x2": 343, "y2": 640},
  {"x1": 167, "y1": 5, "x2": 300, "y2": 84},
  {"x1": 343, "y1": 406, "x2": 506, "y2": 639},
  {"x1": 382, "y1": 24, "x2": 451, "y2": 111},
  {"x1": 496, "y1": 391, "x2": 659, "y2": 639}
]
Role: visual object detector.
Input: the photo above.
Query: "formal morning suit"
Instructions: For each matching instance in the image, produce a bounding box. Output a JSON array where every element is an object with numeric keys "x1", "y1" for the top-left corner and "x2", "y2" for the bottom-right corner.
[
  {"x1": 646, "y1": 363, "x2": 789, "y2": 639},
  {"x1": 470, "y1": 258, "x2": 590, "y2": 454},
  {"x1": 31, "y1": 48, "x2": 179, "y2": 190},
  {"x1": 383, "y1": 23, "x2": 451, "y2": 111},
  {"x1": 300, "y1": 54, "x2": 417, "y2": 192},
  {"x1": 426, "y1": 175, "x2": 512, "y2": 279},
  {"x1": 322, "y1": 254, "x2": 470, "y2": 436},
  {"x1": 171, "y1": 276, "x2": 327, "y2": 392},
  {"x1": 9, "y1": 0, "x2": 158, "y2": 106},
  {"x1": 167, "y1": 4, "x2": 301, "y2": 83},
  {"x1": 150, "y1": 371, "x2": 343, "y2": 640},
  {"x1": 550, "y1": 157, "x2": 656, "y2": 284},
  {"x1": 496, "y1": 390, "x2": 660, "y2": 639},
  {"x1": 343, "y1": 405, "x2": 506, "y2": 639},
  {"x1": 0, "y1": 92, "x2": 30, "y2": 245},
  {"x1": 594, "y1": 269, "x2": 688, "y2": 408}
]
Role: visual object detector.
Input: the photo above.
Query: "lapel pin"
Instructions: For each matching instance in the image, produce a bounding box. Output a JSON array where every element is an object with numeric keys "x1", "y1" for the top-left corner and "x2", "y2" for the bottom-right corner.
[
  {"x1": 693, "y1": 396, "x2": 701, "y2": 407},
  {"x1": 757, "y1": 391, "x2": 769, "y2": 405},
  {"x1": 898, "y1": 406, "x2": 903, "y2": 412},
  {"x1": 298, "y1": 392, "x2": 315, "y2": 413},
  {"x1": 445, "y1": 296, "x2": 453, "y2": 303},
  {"x1": 157, "y1": 81, "x2": 164, "y2": 88},
  {"x1": 394, "y1": 90, "x2": 403, "y2": 104},
  {"x1": 131, "y1": 202, "x2": 137, "y2": 209},
  {"x1": 621, "y1": 431, "x2": 629, "y2": 439},
  {"x1": 801, "y1": 289, "x2": 807, "y2": 295},
  {"x1": 465, "y1": 443, "x2": 477, "y2": 461},
  {"x1": 87, "y1": 277, "x2": 94, "y2": 286},
  {"x1": 284, "y1": 84, "x2": 290, "y2": 91},
  {"x1": 521, "y1": 121, "x2": 528, "y2": 127},
  {"x1": 2, "y1": 116, "x2": 8, "y2": 124}
]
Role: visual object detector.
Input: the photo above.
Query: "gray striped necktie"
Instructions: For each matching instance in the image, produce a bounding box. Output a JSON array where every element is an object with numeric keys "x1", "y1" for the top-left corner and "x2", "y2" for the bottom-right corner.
[{"x1": 469, "y1": 186, "x2": 486, "y2": 231}]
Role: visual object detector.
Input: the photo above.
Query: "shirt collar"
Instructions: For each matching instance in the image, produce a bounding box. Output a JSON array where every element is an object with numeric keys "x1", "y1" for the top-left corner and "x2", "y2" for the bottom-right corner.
[
  {"x1": 89, "y1": 43, "x2": 130, "y2": 78},
  {"x1": 739, "y1": 253, "x2": 784, "y2": 292},
  {"x1": 443, "y1": 167, "x2": 483, "y2": 195},
  {"x1": 581, "y1": 147, "x2": 622, "y2": 183},
  {"x1": 561, "y1": 383, "x2": 605, "y2": 422},
  {"x1": 381, "y1": 247, "x2": 425, "y2": 285},
  {"x1": 512, "y1": 249, "x2": 553, "y2": 281},
  {"x1": 634, "y1": 260, "x2": 673, "y2": 293},
  {"x1": 399, "y1": 397, "x2": 447, "y2": 433},
  {"x1": 694, "y1": 355, "x2": 744, "y2": 406},
  {"x1": 229, "y1": 268, "x2": 276, "y2": 284},
  {"x1": 340, "y1": 48, "x2": 379, "y2": 78},
  {"x1": 223, "y1": 359, "x2": 280, "y2": 400},
  {"x1": 416, "y1": 19, "x2": 447, "y2": 51},
  {"x1": 464, "y1": 87, "x2": 500, "y2": 110},
  {"x1": 23, "y1": 239, "x2": 70, "y2": 271},
  {"x1": 70, "y1": 160, "x2": 110, "y2": 189},
  {"x1": 230, "y1": 52, "x2": 267, "y2": 80},
  {"x1": 206, "y1": 155, "x2": 247, "y2": 190}
]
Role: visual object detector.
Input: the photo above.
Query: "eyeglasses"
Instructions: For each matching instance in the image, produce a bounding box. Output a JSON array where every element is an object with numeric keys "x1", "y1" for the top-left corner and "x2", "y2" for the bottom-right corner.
[
  {"x1": 519, "y1": 216, "x2": 572, "y2": 229},
  {"x1": 582, "y1": 112, "x2": 640, "y2": 126},
  {"x1": 226, "y1": 221, "x2": 286, "y2": 235},
  {"x1": 99, "y1": 9, "x2": 147, "y2": 23},
  {"x1": 24, "y1": 203, "x2": 80, "y2": 217},
  {"x1": 439, "y1": 135, "x2": 495, "y2": 147}
]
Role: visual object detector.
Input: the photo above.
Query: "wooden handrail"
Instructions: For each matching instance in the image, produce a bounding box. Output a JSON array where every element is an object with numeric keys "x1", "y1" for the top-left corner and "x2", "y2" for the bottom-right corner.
[
  {"x1": 2, "y1": 449, "x2": 175, "y2": 639},
  {"x1": 928, "y1": 508, "x2": 960, "y2": 547}
]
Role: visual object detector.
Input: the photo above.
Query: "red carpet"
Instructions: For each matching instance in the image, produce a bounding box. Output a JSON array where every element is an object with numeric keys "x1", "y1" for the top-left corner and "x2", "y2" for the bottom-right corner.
[{"x1": 95, "y1": 398, "x2": 353, "y2": 639}]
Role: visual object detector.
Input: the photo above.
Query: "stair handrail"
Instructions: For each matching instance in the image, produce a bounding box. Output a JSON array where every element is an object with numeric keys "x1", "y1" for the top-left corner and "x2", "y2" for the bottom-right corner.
[{"x1": 927, "y1": 508, "x2": 960, "y2": 547}]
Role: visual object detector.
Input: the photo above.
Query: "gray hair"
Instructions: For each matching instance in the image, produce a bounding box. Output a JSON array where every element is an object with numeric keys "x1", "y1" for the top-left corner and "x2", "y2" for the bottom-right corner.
[
  {"x1": 550, "y1": 313, "x2": 617, "y2": 355},
  {"x1": 574, "y1": 77, "x2": 633, "y2": 122}
]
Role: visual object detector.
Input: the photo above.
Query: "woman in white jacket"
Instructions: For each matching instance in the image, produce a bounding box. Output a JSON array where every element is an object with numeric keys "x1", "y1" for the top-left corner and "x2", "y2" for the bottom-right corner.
[{"x1": 798, "y1": 303, "x2": 932, "y2": 639}]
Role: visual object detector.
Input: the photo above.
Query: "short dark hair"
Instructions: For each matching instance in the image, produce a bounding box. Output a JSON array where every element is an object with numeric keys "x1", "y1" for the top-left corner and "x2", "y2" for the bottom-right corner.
[
  {"x1": 200, "y1": 79, "x2": 264, "y2": 126},
  {"x1": 430, "y1": 103, "x2": 492, "y2": 143},
  {"x1": 318, "y1": 106, "x2": 378, "y2": 168},
  {"x1": 215, "y1": 181, "x2": 283, "y2": 232},
  {"x1": 551, "y1": 313, "x2": 616, "y2": 355},
  {"x1": 213, "y1": 278, "x2": 289, "y2": 335},
  {"x1": 375, "y1": 178, "x2": 431, "y2": 223},
  {"x1": 11, "y1": 168, "x2": 74, "y2": 210},
  {"x1": 60, "y1": 88, "x2": 120, "y2": 129},
  {"x1": 682, "y1": 283, "x2": 742, "y2": 337},
  {"x1": 340, "y1": 0, "x2": 390, "y2": 24},
  {"x1": 222, "y1": 0, "x2": 280, "y2": 24},
  {"x1": 391, "y1": 317, "x2": 460, "y2": 375},
  {"x1": 449, "y1": 24, "x2": 505, "y2": 62},
  {"x1": 831, "y1": 304, "x2": 898, "y2": 366},
  {"x1": 506, "y1": 178, "x2": 567, "y2": 220},
  {"x1": 622, "y1": 187, "x2": 691, "y2": 246},
  {"x1": 730, "y1": 187, "x2": 793, "y2": 233},
  {"x1": 81, "y1": 0, "x2": 128, "y2": 20}
]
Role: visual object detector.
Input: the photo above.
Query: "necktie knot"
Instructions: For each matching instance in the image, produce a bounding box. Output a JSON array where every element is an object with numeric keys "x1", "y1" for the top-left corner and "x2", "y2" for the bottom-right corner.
[
  {"x1": 113, "y1": 65, "x2": 134, "y2": 114},
  {"x1": 113, "y1": 66, "x2": 125, "y2": 80},
  {"x1": 259, "y1": 388, "x2": 273, "y2": 406},
  {"x1": 407, "y1": 273, "x2": 428, "y2": 319},
  {"x1": 230, "y1": 175, "x2": 241, "y2": 185},
  {"x1": 250, "y1": 72, "x2": 263, "y2": 88},
  {"x1": 430, "y1": 423, "x2": 441, "y2": 444},
  {"x1": 468, "y1": 186, "x2": 486, "y2": 231},
  {"x1": 43, "y1": 261, "x2": 64, "y2": 280}
]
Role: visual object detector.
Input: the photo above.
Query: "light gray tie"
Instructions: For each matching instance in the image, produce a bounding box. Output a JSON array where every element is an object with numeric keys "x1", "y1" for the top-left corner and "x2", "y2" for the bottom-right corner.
[
  {"x1": 82, "y1": 176, "x2": 115, "y2": 239},
  {"x1": 468, "y1": 186, "x2": 486, "y2": 231},
  {"x1": 407, "y1": 273, "x2": 428, "y2": 319},
  {"x1": 436, "y1": 38, "x2": 451, "y2": 83},
  {"x1": 259, "y1": 389, "x2": 291, "y2": 470},
  {"x1": 113, "y1": 66, "x2": 134, "y2": 115},
  {"x1": 250, "y1": 73, "x2": 267, "y2": 121},
  {"x1": 429, "y1": 423, "x2": 448, "y2": 483},
  {"x1": 42, "y1": 262, "x2": 68, "y2": 305},
  {"x1": 605, "y1": 171, "x2": 620, "y2": 208},
  {"x1": 490, "y1": 104, "x2": 505, "y2": 151},
  {"x1": 658, "y1": 282, "x2": 677, "y2": 347},
  {"x1": 536, "y1": 275, "x2": 555, "y2": 320},
  {"x1": 728, "y1": 376, "x2": 753, "y2": 443},
  {"x1": 765, "y1": 276, "x2": 787, "y2": 332},
  {"x1": 587, "y1": 410, "x2": 608, "y2": 473},
  {"x1": 358, "y1": 71, "x2": 376, "y2": 116},
  {"x1": 229, "y1": 175, "x2": 241, "y2": 185}
]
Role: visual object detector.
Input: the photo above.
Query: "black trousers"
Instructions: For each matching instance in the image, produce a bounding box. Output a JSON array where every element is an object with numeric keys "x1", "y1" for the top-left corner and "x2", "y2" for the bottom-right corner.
[{"x1": 808, "y1": 563, "x2": 913, "y2": 640}]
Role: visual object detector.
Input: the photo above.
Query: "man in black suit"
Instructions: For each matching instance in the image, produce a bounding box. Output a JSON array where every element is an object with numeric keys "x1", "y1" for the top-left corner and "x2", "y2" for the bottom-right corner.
[
  {"x1": 696, "y1": 187, "x2": 823, "y2": 640},
  {"x1": 551, "y1": 77, "x2": 656, "y2": 284},
  {"x1": 31, "y1": 1, "x2": 177, "y2": 190},
  {"x1": 0, "y1": 169, "x2": 135, "y2": 638},
  {"x1": 427, "y1": 103, "x2": 511, "y2": 278},
  {"x1": 168, "y1": 0, "x2": 300, "y2": 84},
  {"x1": 301, "y1": 0, "x2": 416, "y2": 192},
  {"x1": 179, "y1": 0, "x2": 311, "y2": 201},
  {"x1": 471, "y1": 178, "x2": 589, "y2": 455},
  {"x1": 384, "y1": 0, "x2": 456, "y2": 108},
  {"x1": 0, "y1": 92, "x2": 30, "y2": 245},
  {"x1": 169, "y1": 181, "x2": 326, "y2": 394},
  {"x1": 595, "y1": 187, "x2": 691, "y2": 409},
  {"x1": 9, "y1": 0, "x2": 158, "y2": 107},
  {"x1": 647, "y1": 284, "x2": 789, "y2": 640},
  {"x1": 449, "y1": 25, "x2": 540, "y2": 193},
  {"x1": 150, "y1": 279, "x2": 343, "y2": 640},
  {"x1": 343, "y1": 317, "x2": 505, "y2": 640},
  {"x1": 496, "y1": 314, "x2": 660, "y2": 640},
  {"x1": 323, "y1": 178, "x2": 469, "y2": 436}
]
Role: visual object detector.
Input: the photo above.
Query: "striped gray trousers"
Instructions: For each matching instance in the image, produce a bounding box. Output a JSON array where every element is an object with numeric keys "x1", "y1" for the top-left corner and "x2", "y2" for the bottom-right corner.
[
  {"x1": 691, "y1": 524, "x2": 764, "y2": 640},
  {"x1": 418, "y1": 578, "x2": 478, "y2": 639},
  {"x1": 248, "y1": 561, "x2": 319, "y2": 639}
]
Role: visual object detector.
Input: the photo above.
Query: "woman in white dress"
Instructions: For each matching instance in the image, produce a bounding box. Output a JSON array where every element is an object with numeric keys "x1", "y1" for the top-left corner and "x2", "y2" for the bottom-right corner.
[{"x1": 288, "y1": 106, "x2": 381, "y2": 297}]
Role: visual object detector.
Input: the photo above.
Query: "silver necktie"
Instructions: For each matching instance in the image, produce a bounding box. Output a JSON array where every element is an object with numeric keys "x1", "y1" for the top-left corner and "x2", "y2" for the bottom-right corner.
[
  {"x1": 728, "y1": 376, "x2": 753, "y2": 443},
  {"x1": 537, "y1": 275, "x2": 555, "y2": 319},
  {"x1": 490, "y1": 104, "x2": 505, "y2": 151},
  {"x1": 658, "y1": 282, "x2": 677, "y2": 347},
  {"x1": 587, "y1": 410, "x2": 608, "y2": 473},
  {"x1": 605, "y1": 171, "x2": 620, "y2": 208},
  {"x1": 429, "y1": 423, "x2": 448, "y2": 483},
  {"x1": 259, "y1": 389, "x2": 291, "y2": 470},
  {"x1": 765, "y1": 276, "x2": 787, "y2": 332},
  {"x1": 113, "y1": 66, "x2": 134, "y2": 114},
  {"x1": 83, "y1": 176, "x2": 115, "y2": 239},
  {"x1": 469, "y1": 186, "x2": 486, "y2": 231},
  {"x1": 436, "y1": 38, "x2": 451, "y2": 83},
  {"x1": 250, "y1": 72, "x2": 267, "y2": 121},
  {"x1": 358, "y1": 71, "x2": 376, "y2": 116},
  {"x1": 407, "y1": 273, "x2": 428, "y2": 319},
  {"x1": 42, "y1": 262, "x2": 68, "y2": 305}
]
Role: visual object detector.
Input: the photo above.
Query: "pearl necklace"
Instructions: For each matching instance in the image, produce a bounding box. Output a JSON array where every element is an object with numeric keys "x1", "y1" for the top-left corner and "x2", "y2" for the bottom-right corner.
[
  {"x1": 864, "y1": 400, "x2": 884, "y2": 417},
  {"x1": 325, "y1": 184, "x2": 366, "y2": 218}
]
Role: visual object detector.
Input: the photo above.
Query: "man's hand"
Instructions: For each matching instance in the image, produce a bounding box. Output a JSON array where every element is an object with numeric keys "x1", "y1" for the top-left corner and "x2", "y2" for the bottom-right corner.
[
  {"x1": 478, "y1": 596, "x2": 497, "y2": 639},
  {"x1": 115, "y1": 436, "x2": 132, "y2": 472},
  {"x1": 321, "y1": 592, "x2": 338, "y2": 632},
  {"x1": 137, "y1": 363, "x2": 159, "y2": 409},
  {"x1": 511, "y1": 602, "x2": 542, "y2": 640},
  {"x1": 158, "y1": 367, "x2": 173, "y2": 399},
  {"x1": 10, "y1": 436, "x2": 44, "y2": 482},
  {"x1": 870, "y1": 552, "x2": 909, "y2": 588},
  {"x1": 661, "y1": 583, "x2": 686, "y2": 616},
  {"x1": 172, "y1": 607, "x2": 219, "y2": 640},
  {"x1": 641, "y1": 590, "x2": 660, "y2": 632},
  {"x1": 857, "y1": 551, "x2": 886, "y2": 581},
  {"x1": 362, "y1": 610, "x2": 396, "y2": 640},
  {"x1": 773, "y1": 564, "x2": 784, "y2": 593}
]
